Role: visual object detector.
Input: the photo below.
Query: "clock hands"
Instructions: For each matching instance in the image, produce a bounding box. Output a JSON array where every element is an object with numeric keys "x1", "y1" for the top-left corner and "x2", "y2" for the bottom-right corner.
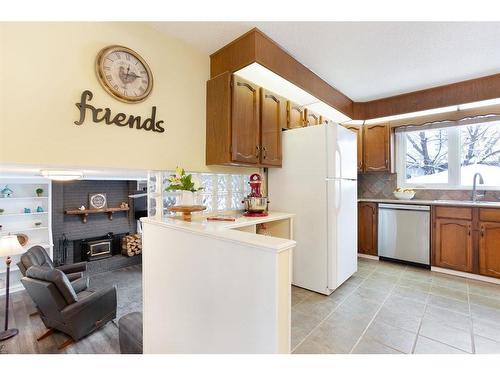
[{"x1": 118, "y1": 65, "x2": 142, "y2": 84}]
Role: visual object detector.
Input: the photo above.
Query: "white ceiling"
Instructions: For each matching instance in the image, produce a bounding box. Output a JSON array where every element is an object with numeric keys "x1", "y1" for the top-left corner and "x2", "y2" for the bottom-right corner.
[{"x1": 150, "y1": 22, "x2": 500, "y2": 102}]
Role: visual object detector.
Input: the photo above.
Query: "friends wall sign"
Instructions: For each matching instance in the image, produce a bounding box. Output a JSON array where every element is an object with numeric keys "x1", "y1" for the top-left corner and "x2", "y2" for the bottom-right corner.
[{"x1": 74, "y1": 90, "x2": 165, "y2": 133}]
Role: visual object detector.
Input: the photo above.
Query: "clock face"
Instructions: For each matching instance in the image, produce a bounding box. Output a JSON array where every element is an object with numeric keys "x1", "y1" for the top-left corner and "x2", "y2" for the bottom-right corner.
[
  {"x1": 96, "y1": 45, "x2": 153, "y2": 103},
  {"x1": 89, "y1": 193, "x2": 107, "y2": 209}
]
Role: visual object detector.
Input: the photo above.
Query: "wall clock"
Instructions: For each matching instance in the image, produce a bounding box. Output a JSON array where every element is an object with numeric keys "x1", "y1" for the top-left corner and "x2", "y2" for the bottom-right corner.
[
  {"x1": 89, "y1": 193, "x2": 107, "y2": 209},
  {"x1": 95, "y1": 45, "x2": 153, "y2": 103}
]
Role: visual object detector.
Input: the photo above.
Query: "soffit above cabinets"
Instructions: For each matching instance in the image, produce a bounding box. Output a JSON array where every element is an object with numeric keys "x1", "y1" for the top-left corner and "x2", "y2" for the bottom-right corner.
[
  {"x1": 235, "y1": 63, "x2": 351, "y2": 123},
  {"x1": 150, "y1": 22, "x2": 500, "y2": 102}
]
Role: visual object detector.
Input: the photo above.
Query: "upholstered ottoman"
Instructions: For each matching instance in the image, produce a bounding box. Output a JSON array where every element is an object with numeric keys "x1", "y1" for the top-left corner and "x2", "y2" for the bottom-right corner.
[{"x1": 119, "y1": 312, "x2": 143, "y2": 354}]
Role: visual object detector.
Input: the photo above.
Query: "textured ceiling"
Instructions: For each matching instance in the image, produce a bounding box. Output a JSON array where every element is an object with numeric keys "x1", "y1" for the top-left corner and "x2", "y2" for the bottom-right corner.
[{"x1": 150, "y1": 22, "x2": 500, "y2": 102}]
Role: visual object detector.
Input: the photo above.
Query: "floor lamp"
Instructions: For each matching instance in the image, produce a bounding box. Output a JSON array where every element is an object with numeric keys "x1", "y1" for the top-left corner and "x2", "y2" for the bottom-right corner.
[{"x1": 0, "y1": 235, "x2": 24, "y2": 341}]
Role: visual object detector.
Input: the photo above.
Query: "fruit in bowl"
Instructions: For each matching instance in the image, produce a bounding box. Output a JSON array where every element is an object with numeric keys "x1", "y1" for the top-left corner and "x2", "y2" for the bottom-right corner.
[{"x1": 393, "y1": 188, "x2": 416, "y2": 200}]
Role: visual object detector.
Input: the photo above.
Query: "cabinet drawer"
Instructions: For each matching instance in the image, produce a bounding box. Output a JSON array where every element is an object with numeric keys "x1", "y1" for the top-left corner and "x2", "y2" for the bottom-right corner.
[
  {"x1": 479, "y1": 208, "x2": 500, "y2": 223},
  {"x1": 434, "y1": 206, "x2": 472, "y2": 220}
]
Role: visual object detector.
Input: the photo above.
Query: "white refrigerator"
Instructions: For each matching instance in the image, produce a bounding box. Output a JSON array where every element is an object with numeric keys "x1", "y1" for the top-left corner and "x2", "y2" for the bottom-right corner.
[{"x1": 268, "y1": 123, "x2": 358, "y2": 295}]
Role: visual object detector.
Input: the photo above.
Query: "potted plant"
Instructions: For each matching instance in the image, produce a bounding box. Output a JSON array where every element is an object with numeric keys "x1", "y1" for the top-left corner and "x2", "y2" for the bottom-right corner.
[
  {"x1": 35, "y1": 188, "x2": 44, "y2": 197},
  {"x1": 166, "y1": 167, "x2": 203, "y2": 206}
]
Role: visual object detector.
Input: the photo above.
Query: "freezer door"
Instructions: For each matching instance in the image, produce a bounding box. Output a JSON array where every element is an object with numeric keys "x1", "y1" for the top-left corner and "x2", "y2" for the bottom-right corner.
[
  {"x1": 326, "y1": 178, "x2": 358, "y2": 290},
  {"x1": 327, "y1": 124, "x2": 358, "y2": 180}
]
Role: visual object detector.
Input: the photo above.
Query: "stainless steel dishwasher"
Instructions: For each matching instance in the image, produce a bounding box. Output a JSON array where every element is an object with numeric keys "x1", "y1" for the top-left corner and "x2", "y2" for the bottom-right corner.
[{"x1": 378, "y1": 203, "x2": 430, "y2": 267}]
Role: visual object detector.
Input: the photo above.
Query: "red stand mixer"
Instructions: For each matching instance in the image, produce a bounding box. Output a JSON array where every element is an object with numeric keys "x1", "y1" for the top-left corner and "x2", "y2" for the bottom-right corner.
[{"x1": 242, "y1": 173, "x2": 269, "y2": 217}]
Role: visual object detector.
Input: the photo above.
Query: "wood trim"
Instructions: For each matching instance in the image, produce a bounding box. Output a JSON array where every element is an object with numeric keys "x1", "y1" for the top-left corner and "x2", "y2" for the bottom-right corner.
[
  {"x1": 386, "y1": 104, "x2": 500, "y2": 129},
  {"x1": 210, "y1": 28, "x2": 354, "y2": 118},
  {"x1": 354, "y1": 73, "x2": 500, "y2": 120}
]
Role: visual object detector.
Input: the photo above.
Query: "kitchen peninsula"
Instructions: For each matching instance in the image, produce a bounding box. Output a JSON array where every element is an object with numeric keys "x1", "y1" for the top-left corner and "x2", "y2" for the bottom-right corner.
[{"x1": 141, "y1": 211, "x2": 295, "y2": 354}]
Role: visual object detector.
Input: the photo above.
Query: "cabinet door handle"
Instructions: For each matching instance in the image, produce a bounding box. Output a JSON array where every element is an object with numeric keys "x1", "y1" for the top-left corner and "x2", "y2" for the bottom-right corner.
[
  {"x1": 468, "y1": 225, "x2": 471, "y2": 236},
  {"x1": 237, "y1": 81, "x2": 256, "y2": 92},
  {"x1": 481, "y1": 225, "x2": 485, "y2": 237},
  {"x1": 385, "y1": 159, "x2": 388, "y2": 167},
  {"x1": 262, "y1": 146, "x2": 267, "y2": 159},
  {"x1": 256, "y1": 145, "x2": 260, "y2": 158}
]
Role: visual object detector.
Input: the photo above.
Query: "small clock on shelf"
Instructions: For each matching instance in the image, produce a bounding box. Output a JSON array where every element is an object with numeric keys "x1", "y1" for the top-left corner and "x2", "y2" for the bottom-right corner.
[{"x1": 95, "y1": 45, "x2": 153, "y2": 103}]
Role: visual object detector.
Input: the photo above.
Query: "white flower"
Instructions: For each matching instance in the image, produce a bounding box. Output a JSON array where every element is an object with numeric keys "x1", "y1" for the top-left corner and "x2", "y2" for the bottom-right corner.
[
  {"x1": 175, "y1": 166, "x2": 184, "y2": 179},
  {"x1": 192, "y1": 176, "x2": 201, "y2": 191}
]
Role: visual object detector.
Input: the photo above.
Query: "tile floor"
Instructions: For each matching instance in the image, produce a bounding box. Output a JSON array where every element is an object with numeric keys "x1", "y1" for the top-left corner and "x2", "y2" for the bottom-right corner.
[{"x1": 291, "y1": 257, "x2": 500, "y2": 354}]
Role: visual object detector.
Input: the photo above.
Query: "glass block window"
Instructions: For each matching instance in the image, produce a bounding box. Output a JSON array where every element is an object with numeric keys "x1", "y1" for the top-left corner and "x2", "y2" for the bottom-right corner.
[{"x1": 147, "y1": 171, "x2": 251, "y2": 218}]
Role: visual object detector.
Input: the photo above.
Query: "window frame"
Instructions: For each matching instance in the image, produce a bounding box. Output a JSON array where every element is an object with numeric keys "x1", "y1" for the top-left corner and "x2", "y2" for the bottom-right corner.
[{"x1": 396, "y1": 124, "x2": 500, "y2": 190}]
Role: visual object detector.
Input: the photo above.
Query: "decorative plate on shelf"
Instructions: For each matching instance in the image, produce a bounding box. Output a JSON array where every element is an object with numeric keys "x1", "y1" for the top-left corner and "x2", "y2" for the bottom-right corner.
[
  {"x1": 89, "y1": 193, "x2": 107, "y2": 209},
  {"x1": 16, "y1": 233, "x2": 28, "y2": 247}
]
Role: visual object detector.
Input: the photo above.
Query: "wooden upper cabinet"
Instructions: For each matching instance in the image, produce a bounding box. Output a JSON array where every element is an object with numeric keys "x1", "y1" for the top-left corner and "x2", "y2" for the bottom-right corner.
[
  {"x1": 287, "y1": 101, "x2": 305, "y2": 129},
  {"x1": 343, "y1": 125, "x2": 363, "y2": 172},
  {"x1": 231, "y1": 75, "x2": 260, "y2": 164},
  {"x1": 358, "y1": 202, "x2": 377, "y2": 256},
  {"x1": 433, "y1": 218, "x2": 473, "y2": 272},
  {"x1": 304, "y1": 109, "x2": 321, "y2": 126},
  {"x1": 363, "y1": 124, "x2": 390, "y2": 172},
  {"x1": 260, "y1": 88, "x2": 285, "y2": 167},
  {"x1": 206, "y1": 73, "x2": 283, "y2": 167},
  {"x1": 479, "y1": 222, "x2": 500, "y2": 278}
]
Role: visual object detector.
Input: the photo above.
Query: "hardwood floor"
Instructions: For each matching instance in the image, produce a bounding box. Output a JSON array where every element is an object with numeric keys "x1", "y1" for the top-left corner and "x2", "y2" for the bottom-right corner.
[{"x1": 0, "y1": 264, "x2": 142, "y2": 354}]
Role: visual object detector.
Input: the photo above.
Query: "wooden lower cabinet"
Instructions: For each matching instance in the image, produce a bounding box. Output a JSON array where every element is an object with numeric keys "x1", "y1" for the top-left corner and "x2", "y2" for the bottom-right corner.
[
  {"x1": 433, "y1": 218, "x2": 473, "y2": 272},
  {"x1": 479, "y1": 222, "x2": 500, "y2": 278},
  {"x1": 358, "y1": 202, "x2": 377, "y2": 256}
]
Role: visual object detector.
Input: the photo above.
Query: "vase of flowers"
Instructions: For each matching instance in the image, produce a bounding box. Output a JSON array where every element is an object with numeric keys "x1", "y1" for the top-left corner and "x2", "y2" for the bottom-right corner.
[{"x1": 166, "y1": 167, "x2": 203, "y2": 206}]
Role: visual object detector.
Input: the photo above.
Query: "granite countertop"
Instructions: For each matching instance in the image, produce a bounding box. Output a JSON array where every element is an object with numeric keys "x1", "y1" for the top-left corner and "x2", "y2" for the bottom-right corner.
[{"x1": 358, "y1": 198, "x2": 500, "y2": 208}]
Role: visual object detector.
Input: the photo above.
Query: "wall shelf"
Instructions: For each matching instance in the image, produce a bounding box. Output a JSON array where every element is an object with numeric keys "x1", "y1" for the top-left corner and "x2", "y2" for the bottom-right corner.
[
  {"x1": 0, "y1": 196, "x2": 48, "y2": 200},
  {"x1": 64, "y1": 207, "x2": 130, "y2": 223},
  {"x1": 0, "y1": 212, "x2": 48, "y2": 217}
]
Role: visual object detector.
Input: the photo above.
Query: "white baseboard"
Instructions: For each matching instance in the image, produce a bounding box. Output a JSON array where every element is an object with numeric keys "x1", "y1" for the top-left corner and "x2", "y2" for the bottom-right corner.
[
  {"x1": 358, "y1": 254, "x2": 379, "y2": 261},
  {"x1": 431, "y1": 267, "x2": 500, "y2": 285}
]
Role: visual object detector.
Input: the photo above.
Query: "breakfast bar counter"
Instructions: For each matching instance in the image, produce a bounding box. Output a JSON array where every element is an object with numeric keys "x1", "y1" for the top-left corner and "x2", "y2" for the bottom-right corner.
[{"x1": 140, "y1": 211, "x2": 296, "y2": 354}]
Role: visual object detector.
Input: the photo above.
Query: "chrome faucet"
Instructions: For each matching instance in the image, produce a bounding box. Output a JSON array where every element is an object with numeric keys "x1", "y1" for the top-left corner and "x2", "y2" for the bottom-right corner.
[{"x1": 472, "y1": 172, "x2": 485, "y2": 202}]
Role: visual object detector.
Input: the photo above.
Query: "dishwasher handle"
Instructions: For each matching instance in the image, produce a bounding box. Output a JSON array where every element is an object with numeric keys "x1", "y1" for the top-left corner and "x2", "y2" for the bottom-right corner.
[{"x1": 378, "y1": 203, "x2": 430, "y2": 211}]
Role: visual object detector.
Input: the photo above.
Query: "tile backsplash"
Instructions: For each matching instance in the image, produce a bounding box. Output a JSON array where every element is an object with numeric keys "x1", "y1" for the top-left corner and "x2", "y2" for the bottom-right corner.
[{"x1": 358, "y1": 172, "x2": 500, "y2": 201}]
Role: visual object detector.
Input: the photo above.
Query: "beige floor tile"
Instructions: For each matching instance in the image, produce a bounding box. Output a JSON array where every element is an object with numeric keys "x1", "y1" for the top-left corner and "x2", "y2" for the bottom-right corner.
[
  {"x1": 401, "y1": 270, "x2": 434, "y2": 284},
  {"x1": 352, "y1": 337, "x2": 403, "y2": 354},
  {"x1": 392, "y1": 285, "x2": 429, "y2": 303},
  {"x1": 398, "y1": 277, "x2": 432, "y2": 291},
  {"x1": 430, "y1": 284, "x2": 468, "y2": 302},
  {"x1": 363, "y1": 320, "x2": 417, "y2": 353},
  {"x1": 427, "y1": 294, "x2": 470, "y2": 315},
  {"x1": 374, "y1": 306, "x2": 422, "y2": 333},
  {"x1": 470, "y1": 303, "x2": 500, "y2": 324},
  {"x1": 419, "y1": 316, "x2": 473, "y2": 352},
  {"x1": 432, "y1": 274, "x2": 468, "y2": 292},
  {"x1": 474, "y1": 335, "x2": 500, "y2": 354},
  {"x1": 413, "y1": 336, "x2": 468, "y2": 354},
  {"x1": 353, "y1": 285, "x2": 391, "y2": 303},
  {"x1": 472, "y1": 318, "x2": 500, "y2": 342},
  {"x1": 296, "y1": 319, "x2": 365, "y2": 354},
  {"x1": 467, "y1": 279, "x2": 500, "y2": 300},
  {"x1": 293, "y1": 294, "x2": 339, "y2": 321},
  {"x1": 422, "y1": 307, "x2": 471, "y2": 332},
  {"x1": 469, "y1": 293, "x2": 500, "y2": 311},
  {"x1": 383, "y1": 295, "x2": 427, "y2": 316},
  {"x1": 291, "y1": 309, "x2": 322, "y2": 350}
]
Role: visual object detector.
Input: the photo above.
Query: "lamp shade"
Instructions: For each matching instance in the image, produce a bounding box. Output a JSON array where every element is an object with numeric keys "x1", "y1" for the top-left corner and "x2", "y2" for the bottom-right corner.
[{"x1": 0, "y1": 235, "x2": 24, "y2": 257}]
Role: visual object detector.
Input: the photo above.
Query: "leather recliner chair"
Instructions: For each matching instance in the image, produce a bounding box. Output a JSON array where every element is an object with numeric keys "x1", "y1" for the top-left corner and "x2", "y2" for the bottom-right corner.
[
  {"x1": 21, "y1": 266, "x2": 117, "y2": 349},
  {"x1": 17, "y1": 246, "x2": 88, "y2": 292}
]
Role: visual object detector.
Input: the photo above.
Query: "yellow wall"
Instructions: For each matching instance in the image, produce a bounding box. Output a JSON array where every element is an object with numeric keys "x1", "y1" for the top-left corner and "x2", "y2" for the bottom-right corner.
[{"x1": 0, "y1": 22, "x2": 253, "y2": 174}]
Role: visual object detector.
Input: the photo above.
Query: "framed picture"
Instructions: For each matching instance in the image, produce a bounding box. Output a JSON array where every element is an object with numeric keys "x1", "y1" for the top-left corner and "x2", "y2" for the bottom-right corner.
[{"x1": 89, "y1": 193, "x2": 107, "y2": 209}]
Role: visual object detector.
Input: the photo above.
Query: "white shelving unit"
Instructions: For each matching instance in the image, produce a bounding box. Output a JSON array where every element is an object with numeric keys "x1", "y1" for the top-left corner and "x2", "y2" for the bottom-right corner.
[{"x1": 0, "y1": 178, "x2": 53, "y2": 290}]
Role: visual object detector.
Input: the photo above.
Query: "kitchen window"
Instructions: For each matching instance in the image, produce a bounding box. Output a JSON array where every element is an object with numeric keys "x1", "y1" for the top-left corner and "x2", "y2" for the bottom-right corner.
[{"x1": 396, "y1": 117, "x2": 500, "y2": 189}]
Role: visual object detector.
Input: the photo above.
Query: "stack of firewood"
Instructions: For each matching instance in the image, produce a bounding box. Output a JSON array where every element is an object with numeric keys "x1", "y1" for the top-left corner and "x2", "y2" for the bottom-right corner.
[{"x1": 122, "y1": 234, "x2": 142, "y2": 256}]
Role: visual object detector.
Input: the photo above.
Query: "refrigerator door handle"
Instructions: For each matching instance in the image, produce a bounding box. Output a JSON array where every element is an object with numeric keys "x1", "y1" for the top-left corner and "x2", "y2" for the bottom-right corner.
[{"x1": 335, "y1": 144, "x2": 342, "y2": 179}]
